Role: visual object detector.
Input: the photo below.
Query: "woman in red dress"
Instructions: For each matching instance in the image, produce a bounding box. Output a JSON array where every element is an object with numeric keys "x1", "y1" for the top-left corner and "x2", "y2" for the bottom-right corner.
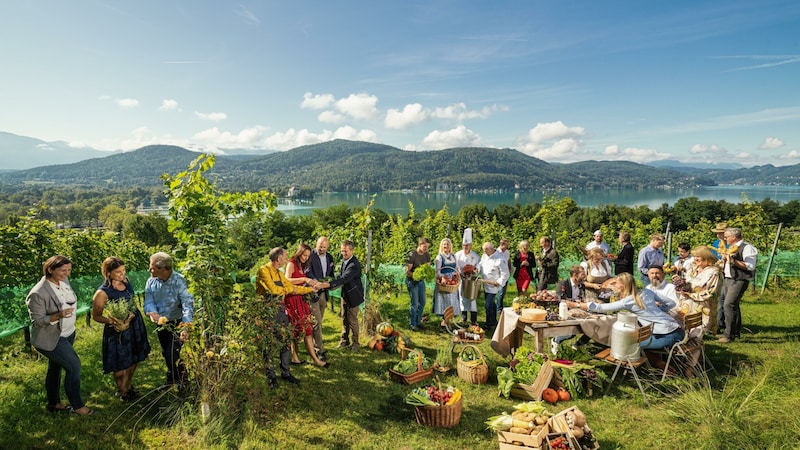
[
  {"x1": 512, "y1": 240, "x2": 536, "y2": 295},
  {"x1": 284, "y1": 243, "x2": 329, "y2": 368}
]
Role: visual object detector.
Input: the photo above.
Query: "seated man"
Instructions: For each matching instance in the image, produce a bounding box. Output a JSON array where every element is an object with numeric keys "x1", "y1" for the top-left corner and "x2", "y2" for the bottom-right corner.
[
  {"x1": 644, "y1": 264, "x2": 678, "y2": 304},
  {"x1": 552, "y1": 266, "x2": 588, "y2": 354}
]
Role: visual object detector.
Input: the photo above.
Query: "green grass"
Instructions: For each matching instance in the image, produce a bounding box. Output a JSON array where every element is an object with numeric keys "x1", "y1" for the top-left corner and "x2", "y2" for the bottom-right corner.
[{"x1": 2, "y1": 285, "x2": 799, "y2": 450}]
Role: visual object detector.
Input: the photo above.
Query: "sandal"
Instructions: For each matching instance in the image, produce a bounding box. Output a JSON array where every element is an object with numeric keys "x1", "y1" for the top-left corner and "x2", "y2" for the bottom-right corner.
[
  {"x1": 290, "y1": 360, "x2": 306, "y2": 365},
  {"x1": 72, "y1": 408, "x2": 98, "y2": 416}
]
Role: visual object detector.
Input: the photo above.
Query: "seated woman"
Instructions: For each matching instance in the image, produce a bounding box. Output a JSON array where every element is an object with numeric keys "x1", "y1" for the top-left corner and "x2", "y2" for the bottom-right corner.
[
  {"x1": 567, "y1": 272, "x2": 684, "y2": 369},
  {"x1": 580, "y1": 247, "x2": 613, "y2": 300},
  {"x1": 675, "y1": 246, "x2": 721, "y2": 334}
]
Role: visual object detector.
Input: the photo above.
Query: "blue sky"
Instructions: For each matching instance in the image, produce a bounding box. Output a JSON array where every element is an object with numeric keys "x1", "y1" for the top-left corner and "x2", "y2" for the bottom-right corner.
[{"x1": 2, "y1": 0, "x2": 800, "y2": 166}]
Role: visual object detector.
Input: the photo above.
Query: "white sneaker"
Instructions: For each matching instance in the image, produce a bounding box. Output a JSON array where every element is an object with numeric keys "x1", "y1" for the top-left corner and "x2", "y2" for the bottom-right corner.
[{"x1": 551, "y1": 340, "x2": 559, "y2": 356}]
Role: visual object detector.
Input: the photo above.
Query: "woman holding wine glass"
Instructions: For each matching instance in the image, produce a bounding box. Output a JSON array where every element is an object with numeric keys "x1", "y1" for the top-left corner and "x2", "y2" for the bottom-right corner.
[{"x1": 25, "y1": 255, "x2": 96, "y2": 415}]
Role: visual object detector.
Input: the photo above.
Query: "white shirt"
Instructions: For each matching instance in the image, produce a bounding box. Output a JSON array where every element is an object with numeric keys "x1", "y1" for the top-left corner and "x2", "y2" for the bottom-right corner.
[
  {"x1": 645, "y1": 280, "x2": 678, "y2": 303},
  {"x1": 723, "y1": 239, "x2": 758, "y2": 278},
  {"x1": 455, "y1": 249, "x2": 480, "y2": 274},
  {"x1": 585, "y1": 240, "x2": 610, "y2": 255},
  {"x1": 479, "y1": 251, "x2": 510, "y2": 294},
  {"x1": 48, "y1": 280, "x2": 77, "y2": 337}
]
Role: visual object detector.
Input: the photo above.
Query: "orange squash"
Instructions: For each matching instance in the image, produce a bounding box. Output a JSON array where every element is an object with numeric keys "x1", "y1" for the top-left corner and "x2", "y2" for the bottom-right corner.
[
  {"x1": 542, "y1": 388, "x2": 558, "y2": 404},
  {"x1": 557, "y1": 388, "x2": 571, "y2": 402}
]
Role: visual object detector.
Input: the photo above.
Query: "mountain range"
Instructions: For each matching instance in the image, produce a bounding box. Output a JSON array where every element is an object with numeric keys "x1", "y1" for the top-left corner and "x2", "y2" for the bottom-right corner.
[{"x1": 1, "y1": 132, "x2": 799, "y2": 193}]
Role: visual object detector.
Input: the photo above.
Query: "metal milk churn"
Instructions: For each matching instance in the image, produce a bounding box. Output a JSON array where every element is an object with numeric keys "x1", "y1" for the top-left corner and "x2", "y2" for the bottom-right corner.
[{"x1": 610, "y1": 311, "x2": 640, "y2": 360}]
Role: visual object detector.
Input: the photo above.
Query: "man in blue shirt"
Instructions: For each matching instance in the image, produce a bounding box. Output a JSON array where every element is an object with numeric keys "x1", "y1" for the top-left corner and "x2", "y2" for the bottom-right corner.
[
  {"x1": 637, "y1": 233, "x2": 665, "y2": 285},
  {"x1": 144, "y1": 252, "x2": 194, "y2": 385}
]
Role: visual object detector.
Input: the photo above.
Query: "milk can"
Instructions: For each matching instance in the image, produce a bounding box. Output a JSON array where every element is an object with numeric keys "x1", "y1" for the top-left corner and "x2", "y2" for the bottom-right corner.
[{"x1": 610, "y1": 311, "x2": 640, "y2": 360}]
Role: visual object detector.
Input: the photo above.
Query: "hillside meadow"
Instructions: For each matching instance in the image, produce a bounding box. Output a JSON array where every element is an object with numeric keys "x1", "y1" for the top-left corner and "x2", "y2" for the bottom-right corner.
[{"x1": 1, "y1": 281, "x2": 798, "y2": 450}]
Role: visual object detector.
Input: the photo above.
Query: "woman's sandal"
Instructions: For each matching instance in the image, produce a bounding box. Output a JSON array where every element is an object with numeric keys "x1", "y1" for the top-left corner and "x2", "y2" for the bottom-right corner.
[
  {"x1": 46, "y1": 404, "x2": 72, "y2": 413},
  {"x1": 290, "y1": 360, "x2": 306, "y2": 365},
  {"x1": 71, "y1": 408, "x2": 98, "y2": 416}
]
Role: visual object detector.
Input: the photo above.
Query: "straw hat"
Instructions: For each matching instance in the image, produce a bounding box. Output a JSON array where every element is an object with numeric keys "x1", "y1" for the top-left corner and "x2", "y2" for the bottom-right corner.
[{"x1": 712, "y1": 222, "x2": 728, "y2": 233}]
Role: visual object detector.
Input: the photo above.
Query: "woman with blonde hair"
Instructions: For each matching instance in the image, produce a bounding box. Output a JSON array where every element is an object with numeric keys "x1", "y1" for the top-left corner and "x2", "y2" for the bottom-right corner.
[
  {"x1": 676, "y1": 246, "x2": 721, "y2": 333},
  {"x1": 433, "y1": 238, "x2": 460, "y2": 325},
  {"x1": 580, "y1": 247, "x2": 613, "y2": 300}
]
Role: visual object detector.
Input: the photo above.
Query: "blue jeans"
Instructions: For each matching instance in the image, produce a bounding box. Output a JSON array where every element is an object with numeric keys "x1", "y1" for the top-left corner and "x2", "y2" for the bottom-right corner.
[
  {"x1": 406, "y1": 279, "x2": 426, "y2": 328},
  {"x1": 496, "y1": 282, "x2": 508, "y2": 311},
  {"x1": 484, "y1": 293, "x2": 498, "y2": 328},
  {"x1": 641, "y1": 328, "x2": 684, "y2": 349},
  {"x1": 37, "y1": 332, "x2": 85, "y2": 409}
]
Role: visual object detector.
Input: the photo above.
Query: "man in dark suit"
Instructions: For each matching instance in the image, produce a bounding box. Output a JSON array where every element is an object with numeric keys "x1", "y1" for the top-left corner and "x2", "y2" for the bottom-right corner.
[
  {"x1": 308, "y1": 236, "x2": 334, "y2": 359},
  {"x1": 553, "y1": 265, "x2": 588, "y2": 354},
  {"x1": 556, "y1": 265, "x2": 587, "y2": 300},
  {"x1": 536, "y1": 237, "x2": 560, "y2": 291},
  {"x1": 324, "y1": 240, "x2": 364, "y2": 352}
]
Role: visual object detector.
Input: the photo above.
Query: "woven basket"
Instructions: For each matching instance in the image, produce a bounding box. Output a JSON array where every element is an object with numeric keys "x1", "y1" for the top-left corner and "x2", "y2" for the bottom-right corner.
[
  {"x1": 456, "y1": 344, "x2": 489, "y2": 384},
  {"x1": 413, "y1": 396, "x2": 462, "y2": 428},
  {"x1": 389, "y1": 349, "x2": 434, "y2": 385},
  {"x1": 436, "y1": 281, "x2": 459, "y2": 293}
]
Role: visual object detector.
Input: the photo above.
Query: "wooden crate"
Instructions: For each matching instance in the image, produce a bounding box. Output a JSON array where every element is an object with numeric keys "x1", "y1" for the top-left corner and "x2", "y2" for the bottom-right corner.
[
  {"x1": 510, "y1": 360, "x2": 553, "y2": 401},
  {"x1": 497, "y1": 422, "x2": 549, "y2": 448}
]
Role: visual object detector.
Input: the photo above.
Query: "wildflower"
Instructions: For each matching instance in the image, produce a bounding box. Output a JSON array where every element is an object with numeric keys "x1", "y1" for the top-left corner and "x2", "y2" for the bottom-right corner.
[{"x1": 158, "y1": 316, "x2": 168, "y2": 326}]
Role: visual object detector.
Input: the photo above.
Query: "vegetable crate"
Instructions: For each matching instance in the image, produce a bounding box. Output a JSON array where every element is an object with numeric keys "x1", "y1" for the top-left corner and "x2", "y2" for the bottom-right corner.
[
  {"x1": 413, "y1": 396, "x2": 462, "y2": 428},
  {"x1": 497, "y1": 423, "x2": 549, "y2": 449},
  {"x1": 548, "y1": 406, "x2": 599, "y2": 450},
  {"x1": 389, "y1": 349, "x2": 434, "y2": 385},
  {"x1": 457, "y1": 344, "x2": 489, "y2": 384},
  {"x1": 510, "y1": 360, "x2": 554, "y2": 401}
]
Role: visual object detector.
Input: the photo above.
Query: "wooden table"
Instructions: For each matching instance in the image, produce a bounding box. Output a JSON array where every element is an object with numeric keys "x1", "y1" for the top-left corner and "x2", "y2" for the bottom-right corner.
[{"x1": 491, "y1": 307, "x2": 617, "y2": 357}]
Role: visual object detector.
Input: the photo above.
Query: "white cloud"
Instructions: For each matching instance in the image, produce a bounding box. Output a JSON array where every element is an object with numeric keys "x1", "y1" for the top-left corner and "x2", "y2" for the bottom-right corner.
[
  {"x1": 264, "y1": 126, "x2": 378, "y2": 150},
  {"x1": 759, "y1": 136, "x2": 784, "y2": 149},
  {"x1": 385, "y1": 103, "x2": 428, "y2": 129},
  {"x1": 689, "y1": 143, "x2": 728, "y2": 155},
  {"x1": 301, "y1": 92, "x2": 335, "y2": 110},
  {"x1": 422, "y1": 125, "x2": 481, "y2": 149},
  {"x1": 318, "y1": 110, "x2": 346, "y2": 124},
  {"x1": 431, "y1": 102, "x2": 507, "y2": 120},
  {"x1": 335, "y1": 93, "x2": 379, "y2": 120},
  {"x1": 115, "y1": 98, "x2": 139, "y2": 108},
  {"x1": 234, "y1": 4, "x2": 260, "y2": 25},
  {"x1": 782, "y1": 150, "x2": 800, "y2": 160},
  {"x1": 159, "y1": 99, "x2": 179, "y2": 111},
  {"x1": 603, "y1": 144, "x2": 673, "y2": 163},
  {"x1": 516, "y1": 121, "x2": 588, "y2": 161},
  {"x1": 194, "y1": 111, "x2": 228, "y2": 121},
  {"x1": 192, "y1": 126, "x2": 266, "y2": 148}
]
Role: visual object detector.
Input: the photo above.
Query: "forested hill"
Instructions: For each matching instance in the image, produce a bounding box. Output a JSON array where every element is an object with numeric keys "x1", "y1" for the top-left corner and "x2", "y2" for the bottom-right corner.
[{"x1": 0, "y1": 139, "x2": 774, "y2": 193}]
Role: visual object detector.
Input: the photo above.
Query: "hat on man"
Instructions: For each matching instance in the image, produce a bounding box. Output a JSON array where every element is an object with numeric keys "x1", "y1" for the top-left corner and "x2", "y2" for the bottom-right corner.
[
  {"x1": 712, "y1": 222, "x2": 728, "y2": 233},
  {"x1": 593, "y1": 230, "x2": 602, "y2": 236},
  {"x1": 462, "y1": 228, "x2": 473, "y2": 245}
]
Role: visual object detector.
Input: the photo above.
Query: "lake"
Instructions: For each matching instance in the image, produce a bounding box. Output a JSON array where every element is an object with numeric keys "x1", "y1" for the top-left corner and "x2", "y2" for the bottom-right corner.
[{"x1": 276, "y1": 185, "x2": 800, "y2": 216}]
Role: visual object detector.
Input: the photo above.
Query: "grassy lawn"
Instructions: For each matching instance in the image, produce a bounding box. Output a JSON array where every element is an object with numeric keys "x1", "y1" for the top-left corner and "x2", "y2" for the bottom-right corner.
[{"x1": 1, "y1": 284, "x2": 799, "y2": 450}]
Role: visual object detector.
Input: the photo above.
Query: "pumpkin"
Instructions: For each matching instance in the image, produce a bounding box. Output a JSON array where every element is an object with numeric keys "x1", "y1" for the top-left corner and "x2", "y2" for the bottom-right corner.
[
  {"x1": 375, "y1": 341, "x2": 385, "y2": 351},
  {"x1": 542, "y1": 388, "x2": 558, "y2": 404},
  {"x1": 376, "y1": 322, "x2": 394, "y2": 337},
  {"x1": 557, "y1": 388, "x2": 571, "y2": 402}
]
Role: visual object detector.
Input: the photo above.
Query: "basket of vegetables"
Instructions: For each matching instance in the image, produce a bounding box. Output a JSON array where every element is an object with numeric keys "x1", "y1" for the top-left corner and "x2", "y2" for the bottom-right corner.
[
  {"x1": 436, "y1": 268, "x2": 460, "y2": 293},
  {"x1": 457, "y1": 344, "x2": 489, "y2": 384},
  {"x1": 405, "y1": 382, "x2": 463, "y2": 428},
  {"x1": 389, "y1": 349, "x2": 434, "y2": 385}
]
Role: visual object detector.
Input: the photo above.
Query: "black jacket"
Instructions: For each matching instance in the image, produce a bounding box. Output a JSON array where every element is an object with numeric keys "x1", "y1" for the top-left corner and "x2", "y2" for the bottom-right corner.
[{"x1": 328, "y1": 256, "x2": 364, "y2": 308}]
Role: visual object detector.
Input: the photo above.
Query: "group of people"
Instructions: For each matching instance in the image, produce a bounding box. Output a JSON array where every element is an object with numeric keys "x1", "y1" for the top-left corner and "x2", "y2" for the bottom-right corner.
[
  {"x1": 25, "y1": 252, "x2": 195, "y2": 415},
  {"x1": 254, "y1": 238, "x2": 364, "y2": 388}
]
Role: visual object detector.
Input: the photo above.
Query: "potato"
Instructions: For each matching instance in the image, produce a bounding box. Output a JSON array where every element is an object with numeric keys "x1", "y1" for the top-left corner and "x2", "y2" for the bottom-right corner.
[
  {"x1": 572, "y1": 426, "x2": 585, "y2": 439},
  {"x1": 509, "y1": 426, "x2": 529, "y2": 434}
]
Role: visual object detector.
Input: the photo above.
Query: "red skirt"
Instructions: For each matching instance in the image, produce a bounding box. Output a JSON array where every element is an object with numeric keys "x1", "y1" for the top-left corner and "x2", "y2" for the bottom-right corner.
[{"x1": 284, "y1": 295, "x2": 313, "y2": 337}]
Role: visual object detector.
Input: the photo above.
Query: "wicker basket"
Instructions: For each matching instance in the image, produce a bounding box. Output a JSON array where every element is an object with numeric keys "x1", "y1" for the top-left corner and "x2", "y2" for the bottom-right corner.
[
  {"x1": 436, "y1": 281, "x2": 459, "y2": 293},
  {"x1": 389, "y1": 349, "x2": 434, "y2": 385},
  {"x1": 456, "y1": 344, "x2": 489, "y2": 384},
  {"x1": 413, "y1": 396, "x2": 462, "y2": 428}
]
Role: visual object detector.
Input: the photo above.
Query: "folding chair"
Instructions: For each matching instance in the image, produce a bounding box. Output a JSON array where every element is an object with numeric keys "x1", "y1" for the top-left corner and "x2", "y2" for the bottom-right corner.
[
  {"x1": 658, "y1": 312, "x2": 717, "y2": 381},
  {"x1": 595, "y1": 323, "x2": 653, "y2": 405},
  {"x1": 442, "y1": 305, "x2": 465, "y2": 346}
]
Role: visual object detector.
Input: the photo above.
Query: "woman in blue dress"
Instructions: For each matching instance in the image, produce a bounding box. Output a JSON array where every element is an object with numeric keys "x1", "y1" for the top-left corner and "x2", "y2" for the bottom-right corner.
[
  {"x1": 91, "y1": 257, "x2": 151, "y2": 401},
  {"x1": 433, "y1": 238, "x2": 461, "y2": 325}
]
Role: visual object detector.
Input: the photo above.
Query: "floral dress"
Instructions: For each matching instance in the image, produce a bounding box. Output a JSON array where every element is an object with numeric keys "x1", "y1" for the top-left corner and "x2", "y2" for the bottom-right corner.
[
  {"x1": 99, "y1": 280, "x2": 151, "y2": 373},
  {"x1": 680, "y1": 265, "x2": 721, "y2": 333}
]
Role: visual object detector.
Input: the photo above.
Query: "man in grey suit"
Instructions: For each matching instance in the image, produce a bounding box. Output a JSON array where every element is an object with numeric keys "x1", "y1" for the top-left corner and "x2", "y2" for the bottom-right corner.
[{"x1": 308, "y1": 236, "x2": 334, "y2": 359}]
